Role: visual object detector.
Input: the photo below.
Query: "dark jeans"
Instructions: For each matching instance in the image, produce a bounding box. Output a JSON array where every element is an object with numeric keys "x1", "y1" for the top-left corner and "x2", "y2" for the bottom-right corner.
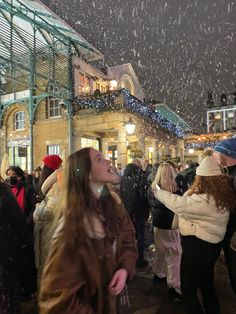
[
  {"x1": 181, "y1": 236, "x2": 221, "y2": 314},
  {"x1": 134, "y1": 216, "x2": 145, "y2": 261},
  {"x1": 223, "y1": 214, "x2": 236, "y2": 295},
  {"x1": 223, "y1": 243, "x2": 236, "y2": 295}
]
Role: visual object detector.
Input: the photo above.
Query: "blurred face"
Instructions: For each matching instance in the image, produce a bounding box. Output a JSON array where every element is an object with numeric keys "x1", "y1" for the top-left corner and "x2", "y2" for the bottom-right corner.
[
  {"x1": 6, "y1": 169, "x2": 22, "y2": 181},
  {"x1": 89, "y1": 148, "x2": 118, "y2": 185},
  {"x1": 6, "y1": 169, "x2": 22, "y2": 186},
  {"x1": 214, "y1": 151, "x2": 236, "y2": 167}
]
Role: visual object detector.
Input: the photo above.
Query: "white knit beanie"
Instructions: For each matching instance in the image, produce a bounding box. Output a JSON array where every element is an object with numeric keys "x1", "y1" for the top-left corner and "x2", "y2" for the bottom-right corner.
[{"x1": 196, "y1": 149, "x2": 222, "y2": 177}]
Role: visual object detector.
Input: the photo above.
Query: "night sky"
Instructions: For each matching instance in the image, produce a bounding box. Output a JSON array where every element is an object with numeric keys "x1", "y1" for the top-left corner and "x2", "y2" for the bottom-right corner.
[{"x1": 42, "y1": 0, "x2": 236, "y2": 130}]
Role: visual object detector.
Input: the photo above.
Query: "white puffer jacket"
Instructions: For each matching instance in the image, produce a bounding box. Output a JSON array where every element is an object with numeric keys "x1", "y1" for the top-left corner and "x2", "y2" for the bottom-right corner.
[
  {"x1": 154, "y1": 189, "x2": 229, "y2": 244},
  {"x1": 33, "y1": 169, "x2": 62, "y2": 282}
]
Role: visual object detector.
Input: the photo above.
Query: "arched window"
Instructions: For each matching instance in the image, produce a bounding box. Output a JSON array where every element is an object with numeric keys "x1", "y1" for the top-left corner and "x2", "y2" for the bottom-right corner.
[
  {"x1": 121, "y1": 75, "x2": 134, "y2": 95},
  {"x1": 14, "y1": 111, "x2": 25, "y2": 130}
]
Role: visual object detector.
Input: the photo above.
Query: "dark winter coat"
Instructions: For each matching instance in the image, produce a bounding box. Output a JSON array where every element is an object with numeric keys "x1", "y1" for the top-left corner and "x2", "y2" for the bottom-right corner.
[
  {"x1": 10, "y1": 181, "x2": 36, "y2": 230},
  {"x1": 175, "y1": 167, "x2": 196, "y2": 195},
  {"x1": 147, "y1": 187, "x2": 175, "y2": 229},
  {"x1": 120, "y1": 163, "x2": 149, "y2": 219},
  {"x1": 0, "y1": 182, "x2": 31, "y2": 283}
]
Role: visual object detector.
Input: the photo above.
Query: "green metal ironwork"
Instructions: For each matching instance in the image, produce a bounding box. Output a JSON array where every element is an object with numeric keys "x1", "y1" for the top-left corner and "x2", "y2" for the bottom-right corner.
[{"x1": 0, "y1": 0, "x2": 103, "y2": 169}]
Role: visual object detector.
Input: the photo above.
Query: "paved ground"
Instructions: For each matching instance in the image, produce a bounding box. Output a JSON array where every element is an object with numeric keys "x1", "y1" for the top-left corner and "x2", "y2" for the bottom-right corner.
[
  {"x1": 22, "y1": 224, "x2": 236, "y2": 314},
  {"x1": 128, "y1": 248, "x2": 236, "y2": 314}
]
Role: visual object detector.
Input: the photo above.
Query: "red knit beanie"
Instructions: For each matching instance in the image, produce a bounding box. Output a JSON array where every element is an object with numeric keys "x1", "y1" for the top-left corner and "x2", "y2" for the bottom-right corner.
[{"x1": 42, "y1": 155, "x2": 62, "y2": 171}]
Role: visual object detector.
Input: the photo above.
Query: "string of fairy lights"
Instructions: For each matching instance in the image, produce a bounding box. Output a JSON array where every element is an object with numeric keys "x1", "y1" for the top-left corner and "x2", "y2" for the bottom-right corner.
[
  {"x1": 74, "y1": 88, "x2": 186, "y2": 137},
  {"x1": 184, "y1": 141, "x2": 220, "y2": 150}
]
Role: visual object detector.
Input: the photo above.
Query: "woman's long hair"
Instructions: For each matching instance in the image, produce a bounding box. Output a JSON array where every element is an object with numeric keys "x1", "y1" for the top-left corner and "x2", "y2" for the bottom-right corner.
[
  {"x1": 151, "y1": 163, "x2": 177, "y2": 193},
  {"x1": 189, "y1": 175, "x2": 236, "y2": 213},
  {"x1": 60, "y1": 147, "x2": 119, "y2": 249},
  {"x1": 37, "y1": 165, "x2": 54, "y2": 199}
]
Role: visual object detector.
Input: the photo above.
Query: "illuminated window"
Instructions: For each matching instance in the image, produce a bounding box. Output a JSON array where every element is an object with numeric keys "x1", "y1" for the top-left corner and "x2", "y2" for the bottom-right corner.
[
  {"x1": 47, "y1": 144, "x2": 60, "y2": 155},
  {"x1": 226, "y1": 110, "x2": 236, "y2": 130},
  {"x1": 79, "y1": 72, "x2": 85, "y2": 84},
  {"x1": 96, "y1": 83, "x2": 101, "y2": 91}
]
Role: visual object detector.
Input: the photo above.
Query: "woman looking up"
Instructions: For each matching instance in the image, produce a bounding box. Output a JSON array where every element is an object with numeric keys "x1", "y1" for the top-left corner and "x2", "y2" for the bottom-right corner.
[{"x1": 39, "y1": 147, "x2": 137, "y2": 314}]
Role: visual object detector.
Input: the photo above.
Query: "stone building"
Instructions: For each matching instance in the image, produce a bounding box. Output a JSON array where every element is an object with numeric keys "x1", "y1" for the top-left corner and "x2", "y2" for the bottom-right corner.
[
  {"x1": 0, "y1": 0, "x2": 191, "y2": 172},
  {"x1": 184, "y1": 90, "x2": 236, "y2": 163}
]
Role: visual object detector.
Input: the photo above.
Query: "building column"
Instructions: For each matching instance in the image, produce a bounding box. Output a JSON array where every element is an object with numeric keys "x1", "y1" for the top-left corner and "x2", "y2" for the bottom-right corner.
[
  {"x1": 139, "y1": 133, "x2": 146, "y2": 158},
  {"x1": 177, "y1": 140, "x2": 185, "y2": 163},
  {"x1": 152, "y1": 139, "x2": 159, "y2": 163},
  {"x1": 159, "y1": 144, "x2": 164, "y2": 161},
  {"x1": 117, "y1": 126, "x2": 127, "y2": 167},
  {"x1": 74, "y1": 131, "x2": 82, "y2": 150},
  {"x1": 101, "y1": 139, "x2": 108, "y2": 158},
  {"x1": 171, "y1": 145, "x2": 177, "y2": 159},
  {"x1": 165, "y1": 144, "x2": 170, "y2": 158}
]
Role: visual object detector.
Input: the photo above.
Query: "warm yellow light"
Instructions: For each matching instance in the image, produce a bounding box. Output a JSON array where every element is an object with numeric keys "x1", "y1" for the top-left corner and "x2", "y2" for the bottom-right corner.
[
  {"x1": 188, "y1": 148, "x2": 195, "y2": 154},
  {"x1": 149, "y1": 147, "x2": 154, "y2": 152},
  {"x1": 125, "y1": 117, "x2": 135, "y2": 135},
  {"x1": 110, "y1": 80, "x2": 118, "y2": 90},
  {"x1": 197, "y1": 137, "x2": 201, "y2": 141},
  {"x1": 84, "y1": 86, "x2": 90, "y2": 92}
]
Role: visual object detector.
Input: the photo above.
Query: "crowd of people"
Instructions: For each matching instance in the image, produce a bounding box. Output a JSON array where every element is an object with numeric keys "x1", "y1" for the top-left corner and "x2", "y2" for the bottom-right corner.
[{"x1": 0, "y1": 137, "x2": 236, "y2": 314}]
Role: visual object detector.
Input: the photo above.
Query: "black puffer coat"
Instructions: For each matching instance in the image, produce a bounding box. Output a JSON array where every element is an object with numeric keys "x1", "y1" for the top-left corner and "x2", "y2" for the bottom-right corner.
[
  {"x1": 0, "y1": 182, "x2": 32, "y2": 294},
  {"x1": 147, "y1": 187, "x2": 175, "y2": 229},
  {"x1": 120, "y1": 163, "x2": 149, "y2": 219}
]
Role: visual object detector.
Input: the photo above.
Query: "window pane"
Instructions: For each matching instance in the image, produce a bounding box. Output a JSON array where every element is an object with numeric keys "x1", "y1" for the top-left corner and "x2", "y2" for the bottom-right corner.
[
  {"x1": 47, "y1": 145, "x2": 60, "y2": 155},
  {"x1": 48, "y1": 98, "x2": 61, "y2": 117},
  {"x1": 15, "y1": 111, "x2": 25, "y2": 130}
]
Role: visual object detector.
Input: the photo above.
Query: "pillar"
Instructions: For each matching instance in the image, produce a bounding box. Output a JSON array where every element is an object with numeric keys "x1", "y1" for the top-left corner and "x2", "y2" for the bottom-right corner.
[
  {"x1": 138, "y1": 133, "x2": 146, "y2": 158},
  {"x1": 117, "y1": 126, "x2": 127, "y2": 167},
  {"x1": 152, "y1": 139, "x2": 159, "y2": 163},
  {"x1": 177, "y1": 140, "x2": 185, "y2": 163},
  {"x1": 171, "y1": 145, "x2": 177, "y2": 159},
  {"x1": 101, "y1": 139, "x2": 108, "y2": 158},
  {"x1": 74, "y1": 131, "x2": 82, "y2": 150}
]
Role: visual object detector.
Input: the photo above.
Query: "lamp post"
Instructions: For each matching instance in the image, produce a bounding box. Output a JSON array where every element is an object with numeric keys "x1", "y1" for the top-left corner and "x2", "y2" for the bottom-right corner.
[
  {"x1": 109, "y1": 80, "x2": 118, "y2": 90},
  {"x1": 125, "y1": 117, "x2": 136, "y2": 135}
]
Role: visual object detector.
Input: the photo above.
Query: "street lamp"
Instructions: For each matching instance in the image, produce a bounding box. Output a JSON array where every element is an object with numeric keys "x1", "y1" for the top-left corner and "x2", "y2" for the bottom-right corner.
[
  {"x1": 125, "y1": 117, "x2": 136, "y2": 135},
  {"x1": 110, "y1": 80, "x2": 118, "y2": 90}
]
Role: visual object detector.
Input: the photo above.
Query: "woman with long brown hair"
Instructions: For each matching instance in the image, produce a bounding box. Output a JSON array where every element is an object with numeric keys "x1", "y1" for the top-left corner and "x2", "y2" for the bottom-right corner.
[
  {"x1": 153, "y1": 151, "x2": 236, "y2": 314},
  {"x1": 38, "y1": 147, "x2": 137, "y2": 313}
]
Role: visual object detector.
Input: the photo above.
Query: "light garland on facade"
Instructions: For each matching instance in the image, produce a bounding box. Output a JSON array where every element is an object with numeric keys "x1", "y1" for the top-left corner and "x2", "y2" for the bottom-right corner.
[
  {"x1": 185, "y1": 141, "x2": 220, "y2": 150},
  {"x1": 74, "y1": 88, "x2": 186, "y2": 137}
]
